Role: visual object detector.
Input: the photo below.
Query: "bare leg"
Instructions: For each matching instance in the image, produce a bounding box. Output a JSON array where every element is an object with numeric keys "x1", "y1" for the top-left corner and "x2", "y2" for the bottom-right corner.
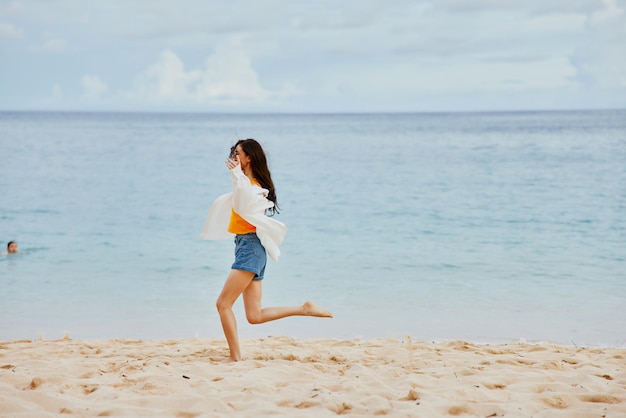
[
  {"x1": 242, "y1": 280, "x2": 333, "y2": 324},
  {"x1": 215, "y1": 269, "x2": 255, "y2": 362}
]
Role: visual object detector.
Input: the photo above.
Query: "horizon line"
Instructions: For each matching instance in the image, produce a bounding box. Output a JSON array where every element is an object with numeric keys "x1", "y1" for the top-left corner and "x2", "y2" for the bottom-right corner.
[{"x1": 1, "y1": 107, "x2": 625, "y2": 116}]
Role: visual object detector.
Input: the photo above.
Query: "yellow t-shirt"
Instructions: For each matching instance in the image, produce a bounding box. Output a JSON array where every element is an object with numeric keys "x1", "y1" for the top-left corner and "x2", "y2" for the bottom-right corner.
[{"x1": 228, "y1": 178, "x2": 260, "y2": 234}]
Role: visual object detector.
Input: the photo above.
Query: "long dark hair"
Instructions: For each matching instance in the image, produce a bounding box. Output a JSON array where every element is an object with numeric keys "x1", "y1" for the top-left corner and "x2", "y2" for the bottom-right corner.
[{"x1": 231, "y1": 138, "x2": 279, "y2": 215}]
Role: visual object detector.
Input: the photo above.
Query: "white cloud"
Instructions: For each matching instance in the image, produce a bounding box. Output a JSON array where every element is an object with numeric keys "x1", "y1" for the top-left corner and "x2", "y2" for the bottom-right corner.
[
  {"x1": 126, "y1": 39, "x2": 293, "y2": 106},
  {"x1": 433, "y1": 0, "x2": 606, "y2": 15},
  {"x1": 42, "y1": 37, "x2": 67, "y2": 52},
  {"x1": 127, "y1": 49, "x2": 201, "y2": 102},
  {"x1": 52, "y1": 84, "x2": 62, "y2": 99},
  {"x1": 337, "y1": 56, "x2": 576, "y2": 98},
  {"x1": 0, "y1": 22, "x2": 21, "y2": 39},
  {"x1": 81, "y1": 75, "x2": 108, "y2": 98},
  {"x1": 570, "y1": 0, "x2": 626, "y2": 90},
  {"x1": 590, "y1": 0, "x2": 623, "y2": 23},
  {"x1": 193, "y1": 40, "x2": 271, "y2": 103},
  {"x1": 31, "y1": 34, "x2": 67, "y2": 52},
  {"x1": 0, "y1": 1, "x2": 22, "y2": 17}
]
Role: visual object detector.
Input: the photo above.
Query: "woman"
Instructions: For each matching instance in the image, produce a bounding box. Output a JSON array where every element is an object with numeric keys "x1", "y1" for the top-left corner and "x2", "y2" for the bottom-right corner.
[{"x1": 201, "y1": 139, "x2": 332, "y2": 362}]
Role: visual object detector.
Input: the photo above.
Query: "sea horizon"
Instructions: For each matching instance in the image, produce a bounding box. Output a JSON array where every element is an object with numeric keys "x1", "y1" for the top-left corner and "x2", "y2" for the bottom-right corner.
[{"x1": 1, "y1": 106, "x2": 625, "y2": 116}]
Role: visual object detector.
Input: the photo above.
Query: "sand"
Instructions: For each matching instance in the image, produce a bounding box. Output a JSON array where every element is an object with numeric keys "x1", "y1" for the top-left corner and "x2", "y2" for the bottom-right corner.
[{"x1": 0, "y1": 336, "x2": 624, "y2": 417}]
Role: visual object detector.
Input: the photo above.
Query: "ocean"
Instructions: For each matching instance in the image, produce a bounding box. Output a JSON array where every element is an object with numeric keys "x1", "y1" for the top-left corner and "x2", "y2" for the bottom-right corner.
[{"x1": 1, "y1": 110, "x2": 625, "y2": 346}]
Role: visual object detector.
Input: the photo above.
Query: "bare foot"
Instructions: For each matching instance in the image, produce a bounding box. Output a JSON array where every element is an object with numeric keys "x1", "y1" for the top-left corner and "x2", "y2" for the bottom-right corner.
[
  {"x1": 303, "y1": 301, "x2": 333, "y2": 318},
  {"x1": 220, "y1": 357, "x2": 240, "y2": 364}
]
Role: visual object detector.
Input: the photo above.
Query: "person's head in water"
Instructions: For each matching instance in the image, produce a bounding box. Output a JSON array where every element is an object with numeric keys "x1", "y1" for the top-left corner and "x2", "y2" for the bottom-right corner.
[
  {"x1": 230, "y1": 138, "x2": 279, "y2": 215},
  {"x1": 7, "y1": 241, "x2": 18, "y2": 253}
]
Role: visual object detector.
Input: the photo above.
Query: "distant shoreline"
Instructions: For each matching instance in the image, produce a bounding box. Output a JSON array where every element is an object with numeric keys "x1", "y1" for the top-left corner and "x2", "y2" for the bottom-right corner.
[{"x1": 1, "y1": 108, "x2": 625, "y2": 116}]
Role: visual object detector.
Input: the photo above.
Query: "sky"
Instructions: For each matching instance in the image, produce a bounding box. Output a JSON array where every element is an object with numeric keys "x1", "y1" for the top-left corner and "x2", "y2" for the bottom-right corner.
[{"x1": 1, "y1": 0, "x2": 625, "y2": 113}]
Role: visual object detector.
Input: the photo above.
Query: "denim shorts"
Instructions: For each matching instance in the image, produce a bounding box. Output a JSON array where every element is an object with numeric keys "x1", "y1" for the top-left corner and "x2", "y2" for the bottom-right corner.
[{"x1": 231, "y1": 233, "x2": 266, "y2": 281}]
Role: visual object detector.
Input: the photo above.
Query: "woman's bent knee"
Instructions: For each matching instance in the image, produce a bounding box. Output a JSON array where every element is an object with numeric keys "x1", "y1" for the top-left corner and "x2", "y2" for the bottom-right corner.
[{"x1": 246, "y1": 311, "x2": 263, "y2": 324}]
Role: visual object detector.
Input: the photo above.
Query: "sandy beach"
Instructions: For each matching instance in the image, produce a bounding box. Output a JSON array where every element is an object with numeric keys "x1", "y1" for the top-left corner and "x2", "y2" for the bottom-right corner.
[{"x1": 0, "y1": 336, "x2": 624, "y2": 417}]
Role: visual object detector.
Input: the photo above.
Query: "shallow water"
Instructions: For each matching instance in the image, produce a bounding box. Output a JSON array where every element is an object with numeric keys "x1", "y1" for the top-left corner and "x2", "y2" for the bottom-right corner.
[{"x1": 1, "y1": 110, "x2": 625, "y2": 346}]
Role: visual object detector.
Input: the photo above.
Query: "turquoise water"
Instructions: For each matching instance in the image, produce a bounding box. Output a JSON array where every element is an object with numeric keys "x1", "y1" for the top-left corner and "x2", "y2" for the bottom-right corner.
[{"x1": 1, "y1": 110, "x2": 625, "y2": 346}]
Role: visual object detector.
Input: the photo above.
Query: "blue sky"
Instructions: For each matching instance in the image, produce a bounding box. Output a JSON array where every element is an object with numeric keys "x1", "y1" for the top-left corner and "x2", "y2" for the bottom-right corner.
[{"x1": 1, "y1": 0, "x2": 624, "y2": 112}]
